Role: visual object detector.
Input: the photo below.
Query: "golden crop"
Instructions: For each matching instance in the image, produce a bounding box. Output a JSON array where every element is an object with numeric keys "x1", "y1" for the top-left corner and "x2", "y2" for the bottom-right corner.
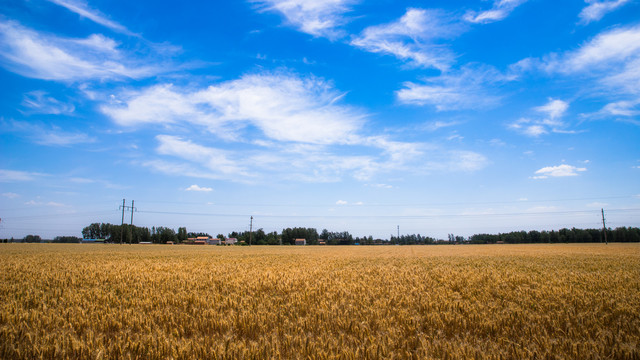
[{"x1": 0, "y1": 243, "x2": 638, "y2": 359}]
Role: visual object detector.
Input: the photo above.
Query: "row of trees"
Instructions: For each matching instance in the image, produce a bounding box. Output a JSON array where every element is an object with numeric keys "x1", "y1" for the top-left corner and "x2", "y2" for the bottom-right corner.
[
  {"x1": 468, "y1": 227, "x2": 640, "y2": 244},
  {"x1": 6, "y1": 225, "x2": 640, "y2": 244}
]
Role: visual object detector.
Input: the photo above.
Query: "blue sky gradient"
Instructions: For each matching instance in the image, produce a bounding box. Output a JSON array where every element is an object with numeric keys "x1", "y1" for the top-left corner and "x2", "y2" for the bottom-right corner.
[{"x1": 1, "y1": 0, "x2": 639, "y2": 239}]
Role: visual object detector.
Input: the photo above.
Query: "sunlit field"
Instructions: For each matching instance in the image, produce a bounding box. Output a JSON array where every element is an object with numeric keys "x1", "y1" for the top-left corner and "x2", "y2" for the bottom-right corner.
[{"x1": 1, "y1": 243, "x2": 638, "y2": 359}]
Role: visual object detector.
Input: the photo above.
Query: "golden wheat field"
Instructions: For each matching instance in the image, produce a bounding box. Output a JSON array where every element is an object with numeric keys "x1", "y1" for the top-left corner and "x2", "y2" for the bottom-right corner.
[{"x1": 0, "y1": 243, "x2": 639, "y2": 359}]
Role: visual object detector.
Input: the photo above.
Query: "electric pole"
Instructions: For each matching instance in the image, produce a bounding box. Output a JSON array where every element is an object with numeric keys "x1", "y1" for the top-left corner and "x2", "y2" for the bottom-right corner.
[
  {"x1": 249, "y1": 216, "x2": 253, "y2": 246},
  {"x1": 119, "y1": 199, "x2": 136, "y2": 244},
  {"x1": 130, "y1": 200, "x2": 135, "y2": 225},
  {"x1": 602, "y1": 208, "x2": 608, "y2": 245},
  {"x1": 120, "y1": 199, "x2": 125, "y2": 245}
]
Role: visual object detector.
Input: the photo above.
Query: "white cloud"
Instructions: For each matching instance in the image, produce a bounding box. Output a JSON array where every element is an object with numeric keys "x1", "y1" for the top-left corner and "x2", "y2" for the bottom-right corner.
[
  {"x1": 532, "y1": 164, "x2": 587, "y2": 179},
  {"x1": 509, "y1": 99, "x2": 571, "y2": 136},
  {"x1": 185, "y1": 184, "x2": 213, "y2": 192},
  {"x1": 514, "y1": 25, "x2": 640, "y2": 101},
  {"x1": 464, "y1": 0, "x2": 528, "y2": 24},
  {"x1": 584, "y1": 99, "x2": 640, "y2": 123},
  {"x1": 423, "y1": 121, "x2": 461, "y2": 131},
  {"x1": 0, "y1": 20, "x2": 165, "y2": 81},
  {"x1": 3, "y1": 120, "x2": 95, "y2": 146},
  {"x1": 535, "y1": 98, "x2": 569, "y2": 122},
  {"x1": 251, "y1": 0, "x2": 357, "y2": 39},
  {"x1": 351, "y1": 8, "x2": 461, "y2": 70},
  {"x1": 336, "y1": 200, "x2": 348, "y2": 205},
  {"x1": 21, "y1": 91, "x2": 75, "y2": 115},
  {"x1": 46, "y1": 0, "x2": 136, "y2": 36},
  {"x1": 579, "y1": 0, "x2": 631, "y2": 24},
  {"x1": 397, "y1": 65, "x2": 507, "y2": 110},
  {"x1": 156, "y1": 135, "x2": 248, "y2": 177},
  {"x1": 2, "y1": 192, "x2": 19, "y2": 199},
  {"x1": 102, "y1": 72, "x2": 365, "y2": 145},
  {"x1": 24, "y1": 200, "x2": 68, "y2": 207},
  {"x1": 0, "y1": 169, "x2": 46, "y2": 182},
  {"x1": 102, "y1": 71, "x2": 488, "y2": 183},
  {"x1": 146, "y1": 132, "x2": 487, "y2": 184},
  {"x1": 562, "y1": 25, "x2": 640, "y2": 73}
]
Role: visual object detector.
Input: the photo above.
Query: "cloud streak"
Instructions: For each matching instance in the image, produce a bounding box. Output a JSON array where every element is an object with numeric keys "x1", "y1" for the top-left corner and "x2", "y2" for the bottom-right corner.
[
  {"x1": 532, "y1": 164, "x2": 587, "y2": 179},
  {"x1": 0, "y1": 20, "x2": 167, "y2": 81},
  {"x1": 250, "y1": 0, "x2": 357, "y2": 39},
  {"x1": 46, "y1": 0, "x2": 136, "y2": 36},
  {"x1": 351, "y1": 8, "x2": 461, "y2": 70},
  {"x1": 185, "y1": 184, "x2": 213, "y2": 192},
  {"x1": 509, "y1": 98, "x2": 571, "y2": 136},
  {"x1": 3, "y1": 120, "x2": 95, "y2": 146},
  {"x1": 396, "y1": 65, "x2": 507, "y2": 110},
  {"x1": 103, "y1": 72, "x2": 365, "y2": 145},
  {"x1": 464, "y1": 0, "x2": 528, "y2": 24},
  {"x1": 579, "y1": 0, "x2": 631, "y2": 24}
]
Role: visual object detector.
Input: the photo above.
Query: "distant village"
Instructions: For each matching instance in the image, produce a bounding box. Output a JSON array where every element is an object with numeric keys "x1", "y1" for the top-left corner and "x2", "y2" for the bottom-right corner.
[{"x1": 4, "y1": 222, "x2": 640, "y2": 245}]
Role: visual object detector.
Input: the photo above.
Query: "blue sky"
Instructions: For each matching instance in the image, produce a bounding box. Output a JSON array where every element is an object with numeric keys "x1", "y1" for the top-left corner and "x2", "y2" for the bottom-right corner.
[{"x1": 1, "y1": 0, "x2": 639, "y2": 240}]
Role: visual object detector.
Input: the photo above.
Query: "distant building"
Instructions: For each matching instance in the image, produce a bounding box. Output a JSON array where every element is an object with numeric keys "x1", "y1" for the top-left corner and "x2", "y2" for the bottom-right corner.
[
  {"x1": 207, "y1": 238, "x2": 222, "y2": 245},
  {"x1": 295, "y1": 238, "x2": 306, "y2": 245},
  {"x1": 225, "y1": 238, "x2": 237, "y2": 245},
  {"x1": 318, "y1": 240, "x2": 326, "y2": 245}
]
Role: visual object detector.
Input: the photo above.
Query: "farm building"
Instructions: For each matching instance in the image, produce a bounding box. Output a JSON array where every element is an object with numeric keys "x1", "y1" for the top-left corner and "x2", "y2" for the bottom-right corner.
[
  {"x1": 207, "y1": 238, "x2": 222, "y2": 245},
  {"x1": 295, "y1": 238, "x2": 306, "y2": 245},
  {"x1": 225, "y1": 238, "x2": 237, "y2": 245}
]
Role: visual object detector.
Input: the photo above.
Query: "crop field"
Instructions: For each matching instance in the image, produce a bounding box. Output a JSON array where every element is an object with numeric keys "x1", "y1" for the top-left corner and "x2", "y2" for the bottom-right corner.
[{"x1": 0, "y1": 244, "x2": 639, "y2": 359}]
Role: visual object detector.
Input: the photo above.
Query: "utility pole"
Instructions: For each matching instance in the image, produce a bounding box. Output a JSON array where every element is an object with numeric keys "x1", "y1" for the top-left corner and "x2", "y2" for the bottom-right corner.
[
  {"x1": 397, "y1": 225, "x2": 399, "y2": 239},
  {"x1": 130, "y1": 200, "x2": 135, "y2": 225},
  {"x1": 602, "y1": 208, "x2": 608, "y2": 245},
  {"x1": 249, "y1": 216, "x2": 253, "y2": 246},
  {"x1": 119, "y1": 199, "x2": 136, "y2": 245},
  {"x1": 120, "y1": 199, "x2": 125, "y2": 245}
]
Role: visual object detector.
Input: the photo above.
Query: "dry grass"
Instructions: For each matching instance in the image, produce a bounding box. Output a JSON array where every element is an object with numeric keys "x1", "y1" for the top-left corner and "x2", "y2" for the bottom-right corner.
[{"x1": 1, "y1": 243, "x2": 639, "y2": 359}]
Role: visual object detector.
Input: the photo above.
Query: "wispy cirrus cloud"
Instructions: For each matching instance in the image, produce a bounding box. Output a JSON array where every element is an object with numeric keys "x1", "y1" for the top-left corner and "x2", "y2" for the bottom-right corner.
[
  {"x1": 464, "y1": 0, "x2": 528, "y2": 24},
  {"x1": 2, "y1": 192, "x2": 20, "y2": 199},
  {"x1": 512, "y1": 25, "x2": 640, "y2": 125},
  {"x1": 0, "y1": 169, "x2": 47, "y2": 182},
  {"x1": 102, "y1": 71, "x2": 365, "y2": 145},
  {"x1": 250, "y1": 0, "x2": 358, "y2": 39},
  {"x1": 0, "y1": 20, "x2": 167, "y2": 82},
  {"x1": 2, "y1": 120, "x2": 95, "y2": 146},
  {"x1": 45, "y1": 0, "x2": 136, "y2": 36},
  {"x1": 509, "y1": 98, "x2": 571, "y2": 136},
  {"x1": 514, "y1": 24, "x2": 640, "y2": 93},
  {"x1": 21, "y1": 91, "x2": 75, "y2": 115},
  {"x1": 351, "y1": 8, "x2": 461, "y2": 70},
  {"x1": 579, "y1": 0, "x2": 632, "y2": 24},
  {"x1": 532, "y1": 164, "x2": 587, "y2": 179},
  {"x1": 103, "y1": 70, "x2": 487, "y2": 183},
  {"x1": 396, "y1": 64, "x2": 508, "y2": 110},
  {"x1": 156, "y1": 135, "x2": 249, "y2": 177}
]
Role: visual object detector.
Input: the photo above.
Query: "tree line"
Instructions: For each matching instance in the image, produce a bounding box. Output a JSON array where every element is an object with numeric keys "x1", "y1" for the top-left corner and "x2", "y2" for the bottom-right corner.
[{"x1": 4, "y1": 224, "x2": 639, "y2": 244}]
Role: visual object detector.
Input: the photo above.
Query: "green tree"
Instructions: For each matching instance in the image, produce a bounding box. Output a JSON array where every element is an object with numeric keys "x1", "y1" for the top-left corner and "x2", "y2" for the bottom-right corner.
[
  {"x1": 23, "y1": 234, "x2": 42, "y2": 243},
  {"x1": 177, "y1": 227, "x2": 187, "y2": 242}
]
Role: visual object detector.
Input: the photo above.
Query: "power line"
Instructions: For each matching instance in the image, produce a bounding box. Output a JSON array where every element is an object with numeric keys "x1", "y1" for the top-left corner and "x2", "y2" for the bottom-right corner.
[
  {"x1": 99, "y1": 194, "x2": 639, "y2": 208},
  {"x1": 135, "y1": 208, "x2": 640, "y2": 219}
]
